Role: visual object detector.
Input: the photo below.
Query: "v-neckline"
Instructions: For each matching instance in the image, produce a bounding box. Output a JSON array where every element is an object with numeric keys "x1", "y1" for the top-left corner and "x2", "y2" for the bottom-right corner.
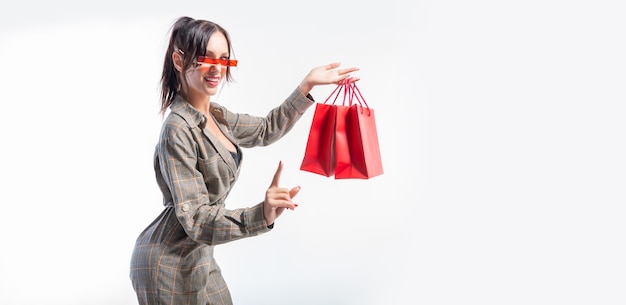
[{"x1": 205, "y1": 113, "x2": 237, "y2": 153}]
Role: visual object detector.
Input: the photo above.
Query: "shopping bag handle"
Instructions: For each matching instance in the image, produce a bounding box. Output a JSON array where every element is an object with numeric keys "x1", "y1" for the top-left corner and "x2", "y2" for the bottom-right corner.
[
  {"x1": 347, "y1": 82, "x2": 372, "y2": 116},
  {"x1": 322, "y1": 80, "x2": 371, "y2": 115},
  {"x1": 323, "y1": 83, "x2": 344, "y2": 105},
  {"x1": 322, "y1": 80, "x2": 364, "y2": 103},
  {"x1": 323, "y1": 78, "x2": 359, "y2": 106}
]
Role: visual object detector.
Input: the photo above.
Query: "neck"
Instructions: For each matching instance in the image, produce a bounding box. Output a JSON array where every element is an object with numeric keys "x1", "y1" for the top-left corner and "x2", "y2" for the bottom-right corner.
[{"x1": 184, "y1": 91, "x2": 212, "y2": 116}]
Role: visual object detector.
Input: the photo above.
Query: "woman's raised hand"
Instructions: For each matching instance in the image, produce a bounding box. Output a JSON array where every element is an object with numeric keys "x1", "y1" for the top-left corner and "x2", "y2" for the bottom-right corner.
[
  {"x1": 263, "y1": 161, "x2": 300, "y2": 227},
  {"x1": 298, "y1": 62, "x2": 360, "y2": 95}
]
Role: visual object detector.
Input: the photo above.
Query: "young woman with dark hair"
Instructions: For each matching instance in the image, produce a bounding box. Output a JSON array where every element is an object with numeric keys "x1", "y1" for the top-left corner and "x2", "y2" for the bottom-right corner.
[{"x1": 130, "y1": 16, "x2": 359, "y2": 305}]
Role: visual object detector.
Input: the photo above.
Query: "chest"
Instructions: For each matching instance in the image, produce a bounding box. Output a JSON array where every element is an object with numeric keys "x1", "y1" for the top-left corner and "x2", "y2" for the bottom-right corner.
[{"x1": 204, "y1": 117, "x2": 237, "y2": 153}]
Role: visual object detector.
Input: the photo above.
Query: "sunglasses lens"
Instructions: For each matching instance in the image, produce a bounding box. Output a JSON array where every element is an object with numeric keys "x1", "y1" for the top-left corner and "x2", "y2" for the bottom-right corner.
[{"x1": 196, "y1": 57, "x2": 237, "y2": 67}]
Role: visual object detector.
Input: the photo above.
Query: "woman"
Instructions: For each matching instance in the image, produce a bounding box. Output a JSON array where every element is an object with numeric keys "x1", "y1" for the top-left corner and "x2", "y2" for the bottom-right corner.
[{"x1": 129, "y1": 16, "x2": 359, "y2": 305}]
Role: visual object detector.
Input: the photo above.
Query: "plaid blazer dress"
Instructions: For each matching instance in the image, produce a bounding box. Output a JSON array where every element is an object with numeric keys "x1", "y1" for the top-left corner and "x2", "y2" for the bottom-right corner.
[{"x1": 130, "y1": 88, "x2": 314, "y2": 305}]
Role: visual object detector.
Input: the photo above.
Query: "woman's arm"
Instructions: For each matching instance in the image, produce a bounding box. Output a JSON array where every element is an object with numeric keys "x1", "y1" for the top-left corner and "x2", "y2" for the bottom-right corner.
[
  {"x1": 158, "y1": 120, "x2": 271, "y2": 245},
  {"x1": 220, "y1": 62, "x2": 360, "y2": 148}
]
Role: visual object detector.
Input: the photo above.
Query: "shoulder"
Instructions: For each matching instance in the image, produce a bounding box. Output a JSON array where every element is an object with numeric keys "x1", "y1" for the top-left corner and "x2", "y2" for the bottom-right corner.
[
  {"x1": 161, "y1": 111, "x2": 191, "y2": 133},
  {"x1": 157, "y1": 111, "x2": 198, "y2": 149},
  {"x1": 209, "y1": 102, "x2": 231, "y2": 118}
]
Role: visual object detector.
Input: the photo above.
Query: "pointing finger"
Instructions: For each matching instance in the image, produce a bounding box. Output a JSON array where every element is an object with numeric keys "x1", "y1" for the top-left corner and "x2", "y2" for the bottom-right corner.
[{"x1": 270, "y1": 161, "x2": 283, "y2": 187}]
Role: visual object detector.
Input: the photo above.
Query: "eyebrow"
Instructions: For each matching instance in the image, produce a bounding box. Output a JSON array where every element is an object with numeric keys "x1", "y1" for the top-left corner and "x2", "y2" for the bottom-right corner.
[{"x1": 204, "y1": 51, "x2": 230, "y2": 58}]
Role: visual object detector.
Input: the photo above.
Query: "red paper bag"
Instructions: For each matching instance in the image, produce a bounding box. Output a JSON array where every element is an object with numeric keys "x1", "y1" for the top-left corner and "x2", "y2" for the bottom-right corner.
[
  {"x1": 333, "y1": 101, "x2": 352, "y2": 177},
  {"x1": 334, "y1": 83, "x2": 384, "y2": 179},
  {"x1": 300, "y1": 84, "x2": 347, "y2": 176},
  {"x1": 301, "y1": 82, "x2": 383, "y2": 179},
  {"x1": 299, "y1": 101, "x2": 338, "y2": 177}
]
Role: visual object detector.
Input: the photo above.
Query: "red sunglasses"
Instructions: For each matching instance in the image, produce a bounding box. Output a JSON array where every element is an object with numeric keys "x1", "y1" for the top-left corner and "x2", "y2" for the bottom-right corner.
[{"x1": 195, "y1": 56, "x2": 238, "y2": 67}]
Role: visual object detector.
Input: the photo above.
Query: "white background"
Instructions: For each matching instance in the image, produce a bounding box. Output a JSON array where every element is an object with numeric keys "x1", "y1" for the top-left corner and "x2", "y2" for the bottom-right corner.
[{"x1": 1, "y1": 0, "x2": 625, "y2": 304}]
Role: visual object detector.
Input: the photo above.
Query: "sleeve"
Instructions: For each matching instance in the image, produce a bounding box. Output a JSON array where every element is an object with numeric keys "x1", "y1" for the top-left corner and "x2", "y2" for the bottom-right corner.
[
  {"x1": 221, "y1": 87, "x2": 315, "y2": 147},
  {"x1": 158, "y1": 121, "x2": 271, "y2": 245}
]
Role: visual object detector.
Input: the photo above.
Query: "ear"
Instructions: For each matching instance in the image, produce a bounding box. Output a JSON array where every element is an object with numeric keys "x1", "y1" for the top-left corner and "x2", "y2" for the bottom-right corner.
[{"x1": 172, "y1": 51, "x2": 184, "y2": 72}]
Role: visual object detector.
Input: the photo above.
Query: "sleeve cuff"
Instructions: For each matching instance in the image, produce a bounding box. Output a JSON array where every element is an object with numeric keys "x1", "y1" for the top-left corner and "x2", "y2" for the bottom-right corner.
[
  {"x1": 289, "y1": 87, "x2": 315, "y2": 114},
  {"x1": 244, "y1": 202, "x2": 272, "y2": 234}
]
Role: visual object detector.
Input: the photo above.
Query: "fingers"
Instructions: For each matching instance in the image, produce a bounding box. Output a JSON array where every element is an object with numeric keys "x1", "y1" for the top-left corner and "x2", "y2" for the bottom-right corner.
[
  {"x1": 271, "y1": 200, "x2": 298, "y2": 209},
  {"x1": 289, "y1": 186, "x2": 301, "y2": 199},
  {"x1": 269, "y1": 187, "x2": 292, "y2": 200},
  {"x1": 266, "y1": 161, "x2": 300, "y2": 210},
  {"x1": 267, "y1": 187, "x2": 299, "y2": 208},
  {"x1": 270, "y1": 160, "x2": 283, "y2": 187},
  {"x1": 264, "y1": 162, "x2": 301, "y2": 225},
  {"x1": 338, "y1": 76, "x2": 361, "y2": 84},
  {"x1": 325, "y1": 62, "x2": 341, "y2": 70},
  {"x1": 266, "y1": 197, "x2": 298, "y2": 211},
  {"x1": 330, "y1": 64, "x2": 360, "y2": 84},
  {"x1": 338, "y1": 67, "x2": 360, "y2": 75},
  {"x1": 324, "y1": 64, "x2": 360, "y2": 76}
]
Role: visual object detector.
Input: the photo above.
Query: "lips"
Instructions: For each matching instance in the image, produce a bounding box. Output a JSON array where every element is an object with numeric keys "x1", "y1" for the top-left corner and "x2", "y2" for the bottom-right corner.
[{"x1": 205, "y1": 75, "x2": 220, "y2": 87}]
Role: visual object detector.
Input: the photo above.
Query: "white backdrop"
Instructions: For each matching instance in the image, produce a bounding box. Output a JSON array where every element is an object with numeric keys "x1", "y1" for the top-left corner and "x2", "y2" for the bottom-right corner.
[{"x1": 1, "y1": 1, "x2": 625, "y2": 304}]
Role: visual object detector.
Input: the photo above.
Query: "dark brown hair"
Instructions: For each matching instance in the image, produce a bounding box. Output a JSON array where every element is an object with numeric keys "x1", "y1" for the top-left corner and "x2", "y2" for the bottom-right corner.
[{"x1": 159, "y1": 16, "x2": 235, "y2": 115}]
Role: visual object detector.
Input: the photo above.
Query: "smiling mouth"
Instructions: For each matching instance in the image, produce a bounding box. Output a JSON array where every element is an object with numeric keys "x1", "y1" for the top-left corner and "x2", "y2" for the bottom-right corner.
[{"x1": 205, "y1": 75, "x2": 220, "y2": 86}]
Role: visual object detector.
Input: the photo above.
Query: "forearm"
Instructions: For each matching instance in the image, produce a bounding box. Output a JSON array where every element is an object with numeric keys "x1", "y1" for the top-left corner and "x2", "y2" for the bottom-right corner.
[
  {"x1": 179, "y1": 202, "x2": 271, "y2": 245},
  {"x1": 230, "y1": 87, "x2": 315, "y2": 147}
]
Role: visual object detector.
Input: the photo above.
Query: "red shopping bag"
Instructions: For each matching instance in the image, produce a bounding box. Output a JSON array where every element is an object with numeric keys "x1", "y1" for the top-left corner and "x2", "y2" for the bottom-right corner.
[
  {"x1": 299, "y1": 86, "x2": 341, "y2": 177},
  {"x1": 301, "y1": 81, "x2": 383, "y2": 179},
  {"x1": 334, "y1": 82, "x2": 384, "y2": 179}
]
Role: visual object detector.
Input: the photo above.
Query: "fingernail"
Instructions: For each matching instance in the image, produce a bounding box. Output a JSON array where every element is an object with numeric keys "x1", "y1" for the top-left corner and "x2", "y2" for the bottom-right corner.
[{"x1": 294, "y1": 204, "x2": 299, "y2": 207}]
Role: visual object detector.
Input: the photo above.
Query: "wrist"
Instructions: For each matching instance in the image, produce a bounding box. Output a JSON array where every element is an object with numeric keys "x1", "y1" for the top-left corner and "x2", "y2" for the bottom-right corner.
[
  {"x1": 263, "y1": 202, "x2": 274, "y2": 228},
  {"x1": 298, "y1": 81, "x2": 313, "y2": 96}
]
